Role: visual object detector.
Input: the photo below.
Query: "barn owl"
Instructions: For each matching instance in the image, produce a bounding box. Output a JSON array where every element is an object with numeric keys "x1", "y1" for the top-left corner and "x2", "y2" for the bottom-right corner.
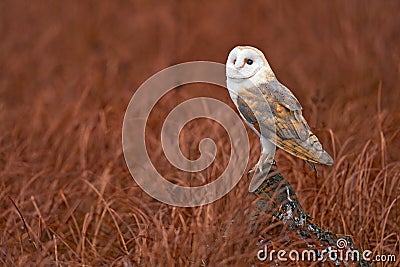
[{"x1": 226, "y1": 46, "x2": 333, "y2": 192}]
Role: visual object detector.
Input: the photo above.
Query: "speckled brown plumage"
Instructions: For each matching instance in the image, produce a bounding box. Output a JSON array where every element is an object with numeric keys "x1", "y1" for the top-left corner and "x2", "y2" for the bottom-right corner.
[{"x1": 236, "y1": 82, "x2": 333, "y2": 165}]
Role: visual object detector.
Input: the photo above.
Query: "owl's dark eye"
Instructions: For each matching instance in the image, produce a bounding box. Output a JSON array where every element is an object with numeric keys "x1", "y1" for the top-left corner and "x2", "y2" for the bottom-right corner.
[
  {"x1": 246, "y1": 59, "x2": 253, "y2": 65},
  {"x1": 233, "y1": 59, "x2": 236, "y2": 64}
]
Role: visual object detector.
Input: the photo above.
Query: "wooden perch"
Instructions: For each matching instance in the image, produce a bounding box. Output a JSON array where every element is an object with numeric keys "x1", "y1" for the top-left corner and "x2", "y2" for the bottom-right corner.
[{"x1": 252, "y1": 170, "x2": 372, "y2": 266}]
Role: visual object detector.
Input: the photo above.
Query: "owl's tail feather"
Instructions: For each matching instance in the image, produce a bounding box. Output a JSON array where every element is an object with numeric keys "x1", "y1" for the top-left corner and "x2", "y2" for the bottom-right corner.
[
  {"x1": 273, "y1": 131, "x2": 334, "y2": 166},
  {"x1": 307, "y1": 161, "x2": 318, "y2": 173}
]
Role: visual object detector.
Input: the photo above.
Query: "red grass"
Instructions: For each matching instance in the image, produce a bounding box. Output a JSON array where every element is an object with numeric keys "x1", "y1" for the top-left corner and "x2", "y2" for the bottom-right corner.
[{"x1": 1, "y1": 1, "x2": 399, "y2": 266}]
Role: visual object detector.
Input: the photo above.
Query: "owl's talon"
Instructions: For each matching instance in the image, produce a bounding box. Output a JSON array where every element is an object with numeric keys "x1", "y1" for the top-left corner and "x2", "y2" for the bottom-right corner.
[{"x1": 247, "y1": 166, "x2": 255, "y2": 177}]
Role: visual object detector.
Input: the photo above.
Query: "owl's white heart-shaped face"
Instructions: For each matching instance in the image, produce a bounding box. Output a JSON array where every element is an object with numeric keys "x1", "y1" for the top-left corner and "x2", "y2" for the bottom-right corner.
[{"x1": 226, "y1": 46, "x2": 267, "y2": 80}]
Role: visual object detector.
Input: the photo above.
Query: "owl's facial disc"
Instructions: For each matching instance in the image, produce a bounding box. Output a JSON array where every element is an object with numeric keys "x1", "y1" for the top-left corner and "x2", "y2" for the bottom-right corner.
[{"x1": 226, "y1": 47, "x2": 264, "y2": 80}]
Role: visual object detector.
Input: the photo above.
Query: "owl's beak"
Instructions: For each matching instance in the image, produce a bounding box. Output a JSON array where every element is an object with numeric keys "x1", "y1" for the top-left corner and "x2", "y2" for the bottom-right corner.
[{"x1": 233, "y1": 60, "x2": 245, "y2": 70}]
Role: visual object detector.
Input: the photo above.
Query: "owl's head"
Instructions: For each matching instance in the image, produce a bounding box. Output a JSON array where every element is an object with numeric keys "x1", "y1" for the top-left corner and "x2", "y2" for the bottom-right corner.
[{"x1": 226, "y1": 46, "x2": 271, "y2": 81}]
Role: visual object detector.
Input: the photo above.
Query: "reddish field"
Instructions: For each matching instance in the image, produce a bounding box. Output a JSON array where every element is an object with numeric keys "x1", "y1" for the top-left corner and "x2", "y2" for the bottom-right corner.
[{"x1": 1, "y1": 1, "x2": 399, "y2": 266}]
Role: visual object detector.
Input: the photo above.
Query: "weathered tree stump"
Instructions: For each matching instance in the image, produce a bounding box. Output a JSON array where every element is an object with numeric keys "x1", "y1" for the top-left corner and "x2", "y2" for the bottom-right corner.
[{"x1": 252, "y1": 170, "x2": 372, "y2": 266}]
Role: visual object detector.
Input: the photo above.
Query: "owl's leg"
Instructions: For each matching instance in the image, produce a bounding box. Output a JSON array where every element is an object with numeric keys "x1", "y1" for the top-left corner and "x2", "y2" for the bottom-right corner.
[
  {"x1": 260, "y1": 136, "x2": 276, "y2": 168},
  {"x1": 248, "y1": 154, "x2": 269, "y2": 176},
  {"x1": 248, "y1": 137, "x2": 276, "y2": 175},
  {"x1": 247, "y1": 137, "x2": 277, "y2": 191}
]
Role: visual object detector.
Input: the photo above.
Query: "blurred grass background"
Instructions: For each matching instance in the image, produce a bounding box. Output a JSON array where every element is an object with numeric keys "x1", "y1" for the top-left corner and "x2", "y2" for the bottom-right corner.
[{"x1": 0, "y1": 0, "x2": 399, "y2": 266}]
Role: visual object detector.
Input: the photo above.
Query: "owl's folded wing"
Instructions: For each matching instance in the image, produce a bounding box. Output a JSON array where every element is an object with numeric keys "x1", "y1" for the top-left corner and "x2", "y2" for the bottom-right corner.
[
  {"x1": 258, "y1": 81, "x2": 311, "y2": 141},
  {"x1": 261, "y1": 80, "x2": 302, "y2": 111},
  {"x1": 236, "y1": 84, "x2": 333, "y2": 165},
  {"x1": 269, "y1": 100, "x2": 333, "y2": 165}
]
